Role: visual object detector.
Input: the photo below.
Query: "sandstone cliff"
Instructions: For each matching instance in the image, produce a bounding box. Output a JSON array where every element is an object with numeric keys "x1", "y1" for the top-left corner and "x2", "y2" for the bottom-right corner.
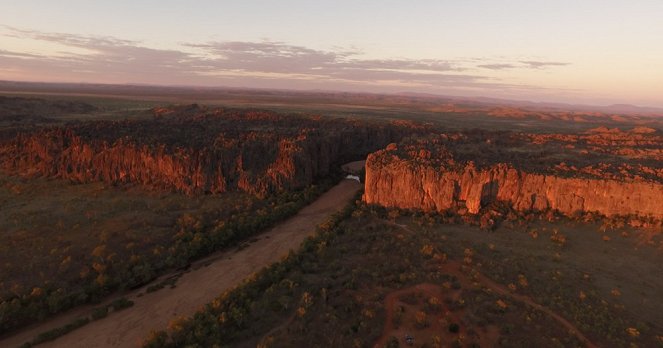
[
  {"x1": 364, "y1": 137, "x2": 663, "y2": 220},
  {"x1": 0, "y1": 107, "x2": 421, "y2": 196}
]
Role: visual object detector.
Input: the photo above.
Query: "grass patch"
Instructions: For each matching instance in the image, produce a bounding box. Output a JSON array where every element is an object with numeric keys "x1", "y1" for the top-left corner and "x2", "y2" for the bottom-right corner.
[
  {"x1": 19, "y1": 297, "x2": 134, "y2": 348},
  {"x1": 0, "y1": 173, "x2": 338, "y2": 335}
]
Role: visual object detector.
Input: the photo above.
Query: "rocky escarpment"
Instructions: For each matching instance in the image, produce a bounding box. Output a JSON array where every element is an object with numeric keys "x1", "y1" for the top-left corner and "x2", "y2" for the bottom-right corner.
[
  {"x1": 364, "y1": 135, "x2": 663, "y2": 220},
  {"x1": 0, "y1": 106, "x2": 424, "y2": 196}
]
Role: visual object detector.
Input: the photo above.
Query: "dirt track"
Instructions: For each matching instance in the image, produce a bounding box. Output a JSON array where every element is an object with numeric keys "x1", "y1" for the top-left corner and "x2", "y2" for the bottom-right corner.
[
  {"x1": 374, "y1": 223, "x2": 597, "y2": 348},
  {"x1": 374, "y1": 263, "x2": 596, "y2": 348},
  {"x1": 2, "y1": 179, "x2": 361, "y2": 348}
]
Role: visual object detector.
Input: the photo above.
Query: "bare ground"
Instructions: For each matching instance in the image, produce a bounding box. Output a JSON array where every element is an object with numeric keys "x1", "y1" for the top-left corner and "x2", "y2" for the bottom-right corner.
[
  {"x1": 373, "y1": 261, "x2": 595, "y2": 348},
  {"x1": 1, "y1": 179, "x2": 361, "y2": 348}
]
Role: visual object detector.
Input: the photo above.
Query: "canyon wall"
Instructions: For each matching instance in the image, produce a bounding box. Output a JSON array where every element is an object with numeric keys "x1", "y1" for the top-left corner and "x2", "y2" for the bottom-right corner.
[
  {"x1": 364, "y1": 143, "x2": 663, "y2": 219},
  {"x1": 0, "y1": 107, "x2": 421, "y2": 196}
]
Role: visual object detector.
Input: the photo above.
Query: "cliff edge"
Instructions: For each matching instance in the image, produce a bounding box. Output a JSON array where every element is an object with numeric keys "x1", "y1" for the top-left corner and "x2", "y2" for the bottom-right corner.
[{"x1": 364, "y1": 133, "x2": 663, "y2": 220}]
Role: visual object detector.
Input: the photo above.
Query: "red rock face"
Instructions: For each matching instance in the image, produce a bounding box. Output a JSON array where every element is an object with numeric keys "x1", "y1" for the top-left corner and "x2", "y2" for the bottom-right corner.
[
  {"x1": 364, "y1": 135, "x2": 663, "y2": 220},
  {"x1": 0, "y1": 107, "x2": 421, "y2": 196}
]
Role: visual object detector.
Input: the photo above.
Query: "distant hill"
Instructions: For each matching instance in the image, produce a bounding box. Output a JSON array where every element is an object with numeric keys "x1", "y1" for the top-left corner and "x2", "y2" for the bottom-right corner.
[
  {"x1": 1, "y1": 80, "x2": 661, "y2": 117},
  {"x1": 397, "y1": 91, "x2": 663, "y2": 116}
]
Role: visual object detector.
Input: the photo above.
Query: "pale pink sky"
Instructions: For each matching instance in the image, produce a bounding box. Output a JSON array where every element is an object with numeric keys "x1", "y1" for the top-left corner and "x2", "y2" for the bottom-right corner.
[{"x1": 1, "y1": 0, "x2": 662, "y2": 107}]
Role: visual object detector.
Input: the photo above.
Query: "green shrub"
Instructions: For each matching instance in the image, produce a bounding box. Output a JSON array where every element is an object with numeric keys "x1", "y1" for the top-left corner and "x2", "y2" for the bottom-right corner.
[
  {"x1": 91, "y1": 306, "x2": 108, "y2": 320},
  {"x1": 110, "y1": 297, "x2": 134, "y2": 311}
]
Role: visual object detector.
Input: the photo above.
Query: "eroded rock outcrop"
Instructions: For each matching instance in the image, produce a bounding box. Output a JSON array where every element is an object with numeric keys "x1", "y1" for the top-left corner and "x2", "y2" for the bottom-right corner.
[
  {"x1": 365, "y1": 135, "x2": 663, "y2": 220},
  {"x1": 0, "y1": 107, "x2": 423, "y2": 196}
]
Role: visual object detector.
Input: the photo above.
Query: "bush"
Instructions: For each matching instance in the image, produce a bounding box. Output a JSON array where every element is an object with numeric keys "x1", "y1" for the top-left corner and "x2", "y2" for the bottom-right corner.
[
  {"x1": 30, "y1": 317, "x2": 90, "y2": 346},
  {"x1": 91, "y1": 306, "x2": 108, "y2": 320},
  {"x1": 386, "y1": 336, "x2": 400, "y2": 348},
  {"x1": 449, "y1": 323, "x2": 460, "y2": 333},
  {"x1": 110, "y1": 297, "x2": 134, "y2": 311}
]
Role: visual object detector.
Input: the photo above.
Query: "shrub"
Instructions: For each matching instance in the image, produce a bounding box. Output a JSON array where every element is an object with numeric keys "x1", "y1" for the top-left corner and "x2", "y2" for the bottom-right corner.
[
  {"x1": 448, "y1": 323, "x2": 460, "y2": 333},
  {"x1": 91, "y1": 306, "x2": 108, "y2": 320}
]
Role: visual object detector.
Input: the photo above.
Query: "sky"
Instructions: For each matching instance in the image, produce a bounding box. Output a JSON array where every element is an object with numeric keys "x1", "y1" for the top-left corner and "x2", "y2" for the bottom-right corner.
[{"x1": 1, "y1": 0, "x2": 662, "y2": 107}]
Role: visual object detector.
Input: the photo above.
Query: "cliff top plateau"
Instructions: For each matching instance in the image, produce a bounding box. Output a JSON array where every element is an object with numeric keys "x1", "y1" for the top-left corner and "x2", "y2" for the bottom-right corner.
[{"x1": 374, "y1": 128, "x2": 663, "y2": 184}]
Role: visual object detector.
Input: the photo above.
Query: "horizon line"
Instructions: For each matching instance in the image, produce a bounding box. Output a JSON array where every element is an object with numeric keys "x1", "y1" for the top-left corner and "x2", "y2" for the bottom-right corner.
[{"x1": 1, "y1": 78, "x2": 663, "y2": 115}]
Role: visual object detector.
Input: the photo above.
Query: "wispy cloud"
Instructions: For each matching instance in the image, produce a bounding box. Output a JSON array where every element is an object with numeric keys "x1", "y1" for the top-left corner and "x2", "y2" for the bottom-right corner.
[
  {"x1": 0, "y1": 26, "x2": 570, "y2": 93},
  {"x1": 4, "y1": 27, "x2": 137, "y2": 49},
  {"x1": 477, "y1": 63, "x2": 518, "y2": 70},
  {"x1": 0, "y1": 49, "x2": 44, "y2": 59},
  {"x1": 520, "y1": 60, "x2": 570, "y2": 69},
  {"x1": 478, "y1": 60, "x2": 570, "y2": 70}
]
